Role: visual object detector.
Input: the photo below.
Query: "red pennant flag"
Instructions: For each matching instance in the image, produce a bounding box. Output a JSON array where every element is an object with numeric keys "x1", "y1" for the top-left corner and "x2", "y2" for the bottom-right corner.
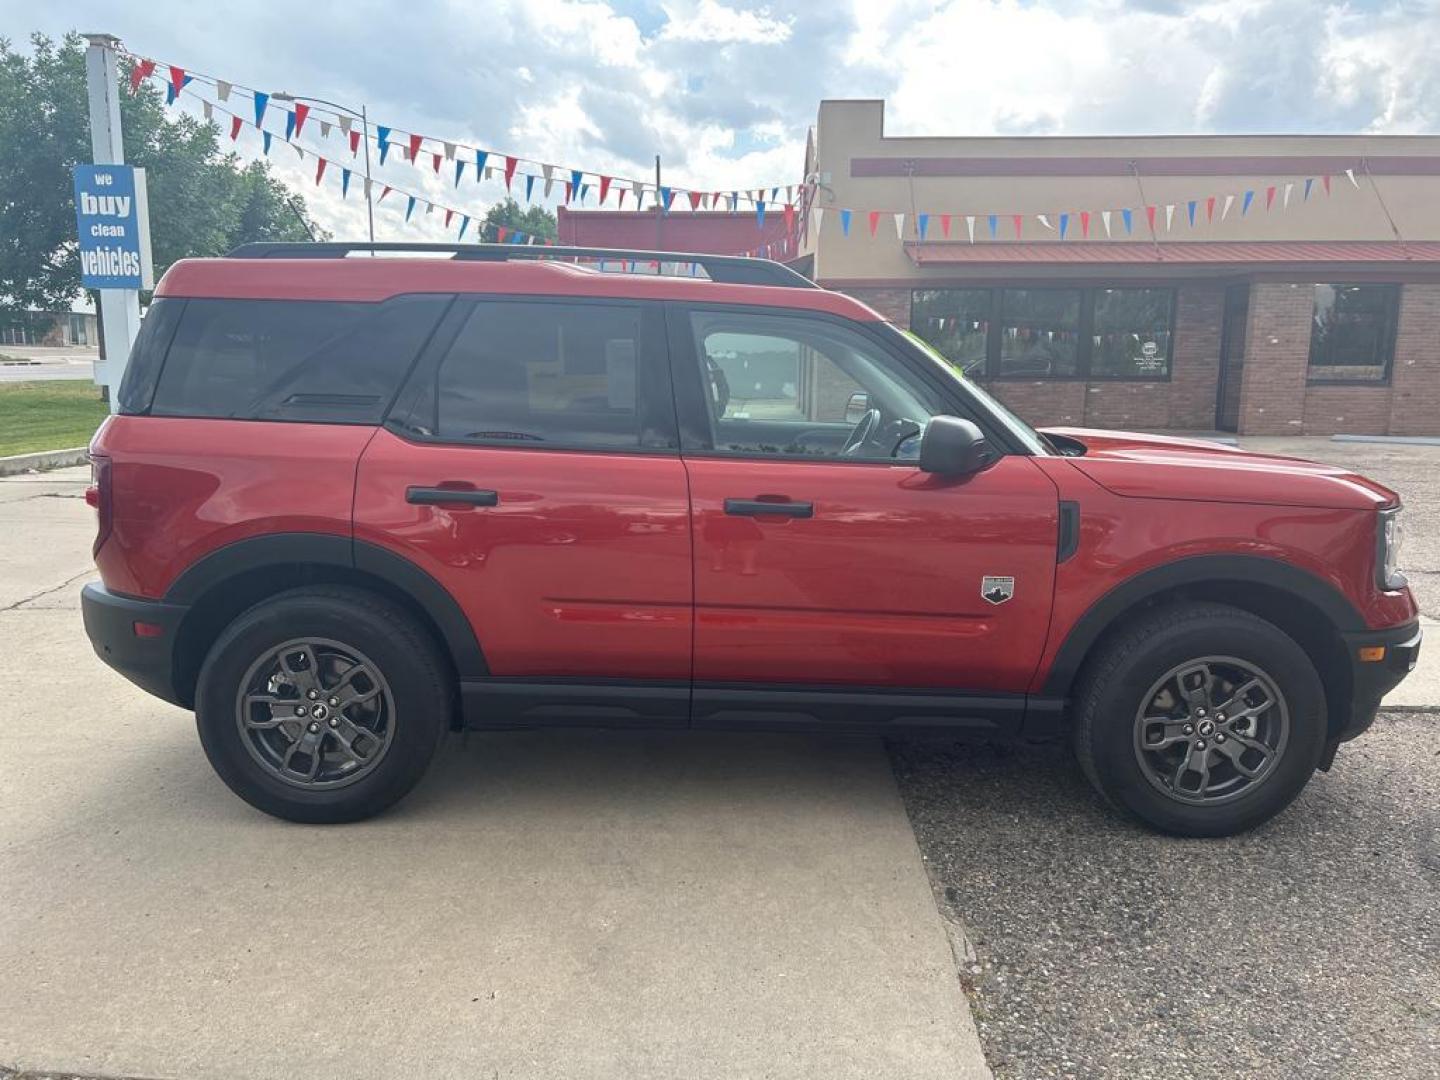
[
  {"x1": 408, "y1": 133, "x2": 423, "y2": 163},
  {"x1": 939, "y1": 213, "x2": 952, "y2": 239},
  {"x1": 1265, "y1": 185, "x2": 1276, "y2": 210},
  {"x1": 1145, "y1": 205, "x2": 1157, "y2": 232},
  {"x1": 1012, "y1": 214, "x2": 1023, "y2": 239},
  {"x1": 168, "y1": 65, "x2": 186, "y2": 98},
  {"x1": 689, "y1": 191, "x2": 702, "y2": 211},
  {"x1": 1206, "y1": 196, "x2": 1215, "y2": 222},
  {"x1": 599, "y1": 176, "x2": 612, "y2": 204},
  {"x1": 229, "y1": 115, "x2": 243, "y2": 141},
  {"x1": 563, "y1": 181, "x2": 573, "y2": 203},
  {"x1": 783, "y1": 203, "x2": 795, "y2": 234},
  {"x1": 348, "y1": 130, "x2": 360, "y2": 156},
  {"x1": 128, "y1": 58, "x2": 155, "y2": 94},
  {"x1": 444, "y1": 208, "x2": 455, "y2": 228},
  {"x1": 1322, "y1": 174, "x2": 1332, "y2": 196},
  {"x1": 432, "y1": 153, "x2": 442, "y2": 173},
  {"x1": 867, "y1": 210, "x2": 880, "y2": 237},
  {"x1": 618, "y1": 188, "x2": 628, "y2": 209},
  {"x1": 504, "y1": 156, "x2": 517, "y2": 191},
  {"x1": 497, "y1": 227, "x2": 509, "y2": 243},
  {"x1": 379, "y1": 185, "x2": 393, "y2": 202},
  {"x1": 315, "y1": 158, "x2": 327, "y2": 185},
  {"x1": 293, "y1": 103, "x2": 310, "y2": 137},
  {"x1": 1080, "y1": 211, "x2": 1090, "y2": 239}
]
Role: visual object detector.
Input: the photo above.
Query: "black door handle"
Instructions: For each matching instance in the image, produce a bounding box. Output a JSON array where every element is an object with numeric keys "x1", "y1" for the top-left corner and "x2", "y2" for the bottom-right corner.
[
  {"x1": 724, "y1": 498, "x2": 813, "y2": 518},
  {"x1": 406, "y1": 486, "x2": 499, "y2": 507}
]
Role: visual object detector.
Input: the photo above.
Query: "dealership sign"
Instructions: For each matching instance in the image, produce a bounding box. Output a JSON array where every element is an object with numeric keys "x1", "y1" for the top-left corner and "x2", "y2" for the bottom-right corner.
[{"x1": 73, "y1": 165, "x2": 154, "y2": 290}]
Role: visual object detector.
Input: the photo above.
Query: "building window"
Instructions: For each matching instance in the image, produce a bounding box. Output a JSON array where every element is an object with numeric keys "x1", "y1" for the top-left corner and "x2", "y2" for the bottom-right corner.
[
  {"x1": 910, "y1": 287, "x2": 1174, "y2": 380},
  {"x1": 1307, "y1": 284, "x2": 1399, "y2": 384},
  {"x1": 1091, "y1": 288, "x2": 1174, "y2": 379}
]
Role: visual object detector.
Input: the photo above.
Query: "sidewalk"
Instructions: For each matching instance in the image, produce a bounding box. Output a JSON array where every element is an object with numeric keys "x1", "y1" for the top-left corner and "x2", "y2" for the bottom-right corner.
[{"x1": 0, "y1": 469, "x2": 990, "y2": 1080}]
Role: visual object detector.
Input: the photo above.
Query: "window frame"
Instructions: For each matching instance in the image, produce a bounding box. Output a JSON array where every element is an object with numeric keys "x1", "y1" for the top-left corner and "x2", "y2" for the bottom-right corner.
[
  {"x1": 1304, "y1": 283, "x2": 1401, "y2": 387},
  {"x1": 665, "y1": 300, "x2": 1022, "y2": 464},
  {"x1": 908, "y1": 285, "x2": 1178, "y2": 383},
  {"x1": 383, "y1": 294, "x2": 681, "y2": 457}
]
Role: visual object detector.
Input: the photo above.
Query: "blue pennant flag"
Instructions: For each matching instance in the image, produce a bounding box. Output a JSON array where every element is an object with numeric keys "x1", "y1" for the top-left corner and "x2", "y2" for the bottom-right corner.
[
  {"x1": 1059, "y1": 213, "x2": 1069, "y2": 240},
  {"x1": 262, "y1": 131, "x2": 272, "y2": 156},
  {"x1": 1121, "y1": 208, "x2": 1133, "y2": 234},
  {"x1": 917, "y1": 213, "x2": 929, "y2": 240},
  {"x1": 1187, "y1": 200, "x2": 1197, "y2": 226},
  {"x1": 987, "y1": 214, "x2": 998, "y2": 239},
  {"x1": 476, "y1": 150, "x2": 488, "y2": 177},
  {"x1": 455, "y1": 160, "x2": 466, "y2": 186},
  {"x1": 756, "y1": 200, "x2": 766, "y2": 228},
  {"x1": 1242, "y1": 189, "x2": 1254, "y2": 215},
  {"x1": 341, "y1": 168, "x2": 351, "y2": 198},
  {"x1": 377, "y1": 126, "x2": 391, "y2": 165},
  {"x1": 405, "y1": 195, "x2": 416, "y2": 223},
  {"x1": 570, "y1": 170, "x2": 583, "y2": 198},
  {"x1": 770, "y1": 186, "x2": 779, "y2": 202},
  {"x1": 285, "y1": 110, "x2": 296, "y2": 141},
  {"x1": 164, "y1": 75, "x2": 192, "y2": 106},
  {"x1": 659, "y1": 186, "x2": 672, "y2": 212},
  {"x1": 253, "y1": 91, "x2": 268, "y2": 127},
  {"x1": 840, "y1": 209, "x2": 852, "y2": 236},
  {"x1": 525, "y1": 174, "x2": 536, "y2": 201},
  {"x1": 580, "y1": 183, "x2": 590, "y2": 204},
  {"x1": 458, "y1": 215, "x2": 470, "y2": 239},
  {"x1": 1304, "y1": 177, "x2": 1314, "y2": 200}
]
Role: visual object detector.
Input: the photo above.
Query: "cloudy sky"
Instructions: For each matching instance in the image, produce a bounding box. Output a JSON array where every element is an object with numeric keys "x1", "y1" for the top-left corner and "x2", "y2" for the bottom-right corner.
[{"x1": 10, "y1": 0, "x2": 1438, "y2": 241}]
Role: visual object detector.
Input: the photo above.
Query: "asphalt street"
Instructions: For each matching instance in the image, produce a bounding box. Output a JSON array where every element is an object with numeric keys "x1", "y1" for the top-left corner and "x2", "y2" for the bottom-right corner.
[{"x1": 0, "y1": 346, "x2": 96, "y2": 383}]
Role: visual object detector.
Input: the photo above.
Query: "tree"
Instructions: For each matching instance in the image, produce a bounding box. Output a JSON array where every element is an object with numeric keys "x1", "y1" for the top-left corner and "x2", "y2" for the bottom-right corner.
[
  {"x1": 0, "y1": 32, "x2": 323, "y2": 318},
  {"x1": 482, "y1": 197, "x2": 557, "y2": 241}
]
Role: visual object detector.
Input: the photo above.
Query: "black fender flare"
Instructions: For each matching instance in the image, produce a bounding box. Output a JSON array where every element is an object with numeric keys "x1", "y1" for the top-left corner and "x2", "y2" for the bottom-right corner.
[
  {"x1": 1041, "y1": 554, "x2": 1365, "y2": 697},
  {"x1": 165, "y1": 532, "x2": 488, "y2": 677}
]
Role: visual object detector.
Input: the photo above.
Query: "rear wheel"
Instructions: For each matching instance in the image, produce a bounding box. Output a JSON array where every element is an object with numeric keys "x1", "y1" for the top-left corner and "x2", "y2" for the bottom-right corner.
[
  {"x1": 1074, "y1": 602, "x2": 1327, "y2": 836},
  {"x1": 196, "y1": 586, "x2": 449, "y2": 823}
]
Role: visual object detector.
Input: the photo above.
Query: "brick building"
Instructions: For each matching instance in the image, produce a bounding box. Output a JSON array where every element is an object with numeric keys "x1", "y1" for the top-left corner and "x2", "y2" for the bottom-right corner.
[{"x1": 799, "y1": 100, "x2": 1440, "y2": 435}]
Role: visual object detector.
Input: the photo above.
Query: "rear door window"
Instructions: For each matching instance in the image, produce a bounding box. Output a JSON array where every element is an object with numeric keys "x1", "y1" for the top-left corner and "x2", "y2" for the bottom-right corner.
[{"x1": 149, "y1": 295, "x2": 450, "y2": 423}]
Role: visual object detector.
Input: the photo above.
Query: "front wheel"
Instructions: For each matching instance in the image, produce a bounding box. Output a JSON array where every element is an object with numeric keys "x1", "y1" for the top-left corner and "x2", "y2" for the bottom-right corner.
[
  {"x1": 1074, "y1": 602, "x2": 1327, "y2": 836},
  {"x1": 195, "y1": 586, "x2": 450, "y2": 823}
]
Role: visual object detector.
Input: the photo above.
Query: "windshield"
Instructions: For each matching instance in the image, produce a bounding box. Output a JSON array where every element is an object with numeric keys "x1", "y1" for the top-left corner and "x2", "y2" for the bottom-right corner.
[{"x1": 895, "y1": 328, "x2": 1051, "y2": 455}]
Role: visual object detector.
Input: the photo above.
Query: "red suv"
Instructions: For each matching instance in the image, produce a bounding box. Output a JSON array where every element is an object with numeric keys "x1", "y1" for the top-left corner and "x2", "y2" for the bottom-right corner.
[{"x1": 83, "y1": 242, "x2": 1420, "y2": 834}]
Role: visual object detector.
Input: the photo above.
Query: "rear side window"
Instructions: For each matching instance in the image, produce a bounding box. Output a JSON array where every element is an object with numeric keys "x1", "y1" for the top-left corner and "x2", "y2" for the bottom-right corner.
[
  {"x1": 148, "y1": 296, "x2": 449, "y2": 423},
  {"x1": 428, "y1": 300, "x2": 648, "y2": 450},
  {"x1": 117, "y1": 298, "x2": 185, "y2": 414}
]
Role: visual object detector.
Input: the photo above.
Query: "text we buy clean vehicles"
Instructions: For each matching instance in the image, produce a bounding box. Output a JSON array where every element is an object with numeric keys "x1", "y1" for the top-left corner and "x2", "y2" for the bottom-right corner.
[{"x1": 72, "y1": 164, "x2": 154, "y2": 289}]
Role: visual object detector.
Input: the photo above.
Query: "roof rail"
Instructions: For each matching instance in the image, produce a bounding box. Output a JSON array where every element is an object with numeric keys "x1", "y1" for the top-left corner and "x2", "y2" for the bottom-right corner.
[{"x1": 224, "y1": 242, "x2": 817, "y2": 289}]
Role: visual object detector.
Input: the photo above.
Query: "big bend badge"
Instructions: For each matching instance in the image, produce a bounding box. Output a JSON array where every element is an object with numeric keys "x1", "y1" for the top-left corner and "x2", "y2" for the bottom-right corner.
[{"x1": 981, "y1": 575, "x2": 1015, "y2": 605}]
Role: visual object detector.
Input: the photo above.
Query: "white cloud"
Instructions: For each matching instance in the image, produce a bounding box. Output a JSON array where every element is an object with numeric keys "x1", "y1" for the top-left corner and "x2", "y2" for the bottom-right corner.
[{"x1": 659, "y1": 0, "x2": 794, "y2": 44}]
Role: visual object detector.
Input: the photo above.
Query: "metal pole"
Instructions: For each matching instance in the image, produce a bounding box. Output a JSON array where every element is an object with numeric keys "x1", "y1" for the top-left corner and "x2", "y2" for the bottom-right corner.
[
  {"x1": 82, "y1": 32, "x2": 142, "y2": 413},
  {"x1": 361, "y1": 104, "x2": 375, "y2": 247}
]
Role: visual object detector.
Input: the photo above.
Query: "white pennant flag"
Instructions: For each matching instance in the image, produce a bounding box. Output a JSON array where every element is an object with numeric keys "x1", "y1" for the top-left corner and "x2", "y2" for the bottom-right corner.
[
  {"x1": 293, "y1": 144, "x2": 305, "y2": 161},
  {"x1": 1164, "y1": 204, "x2": 1175, "y2": 231},
  {"x1": 1221, "y1": 194, "x2": 1235, "y2": 220},
  {"x1": 1101, "y1": 209, "x2": 1112, "y2": 238},
  {"x1": 1283, "y1": 181, "x2": 1294, "y2": 209},
  {"x1": 1345, "y1": 167, "x2": 1359, "y2": 188},
  {"x1": 632, "y1": 178, "x2": 646, "y2": 200},
  {"x1": 812, "y1": 206, "x2": 825, "y2": 236},
  {"x1": 216, "y1": 80, "x2": 231, "y2": 102},
  {"x1": 426, "y1": 202, "x2": 435, "y2": 214},
  {"x1": 786, "y1": 185, "x2": 794, "y2": 203},
  {"x1": 965, "y1": 215, "x2": 976, "y2": 243},
  {"x1": 443, "y1": 141, "x2": 456, "y2": 161},
  {"x1": 1037, "y1": 214, "x2": 1054, "y2": 231},
  {"x1": 319, "y1": 120, "x2": 331, "y2": 139},
  {"x1": 893, "y1": 212, "x2": 906, "y2": 239},
  {"x1": 338, "y1": 116, "x2": 352, "y2": 135},
  {"x1": 543, "y1": 165, "x2": 556, "y2": 198},
  {"x1": 201, "y1": 101, "x2": 213, "y2": 121}
]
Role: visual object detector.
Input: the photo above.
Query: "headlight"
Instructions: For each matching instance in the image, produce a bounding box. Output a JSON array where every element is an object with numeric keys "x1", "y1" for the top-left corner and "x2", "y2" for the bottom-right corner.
[{"x1": 1378, "y1": 507, "x2": 1406, "y2": 590}]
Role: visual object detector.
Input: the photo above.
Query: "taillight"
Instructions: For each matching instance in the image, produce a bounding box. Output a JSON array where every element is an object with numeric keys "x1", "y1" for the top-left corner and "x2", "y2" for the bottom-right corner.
[{"x1": 87, "y1": 454, "x2": 113, "y2": 555}]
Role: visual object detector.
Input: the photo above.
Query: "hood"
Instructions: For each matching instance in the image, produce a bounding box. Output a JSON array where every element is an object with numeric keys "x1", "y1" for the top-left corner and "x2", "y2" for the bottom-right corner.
[{"x1": 1039, "y1": 427, "x2": 1398, "y2": 511}]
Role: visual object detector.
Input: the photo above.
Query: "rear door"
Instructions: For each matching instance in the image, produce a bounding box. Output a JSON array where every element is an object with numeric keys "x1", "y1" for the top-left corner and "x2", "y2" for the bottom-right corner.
[{"x1": 355, "y1": 296, "x2": 692, "y2": 726}]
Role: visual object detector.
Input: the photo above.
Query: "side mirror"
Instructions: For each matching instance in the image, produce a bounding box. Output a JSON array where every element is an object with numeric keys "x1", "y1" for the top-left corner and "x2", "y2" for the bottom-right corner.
[
  {"x1": 844, "y1": 391, "x2": 871, "y2": 424},
  {"x1": 919, "y1": 416, "x2": 999, "y2": 476}
]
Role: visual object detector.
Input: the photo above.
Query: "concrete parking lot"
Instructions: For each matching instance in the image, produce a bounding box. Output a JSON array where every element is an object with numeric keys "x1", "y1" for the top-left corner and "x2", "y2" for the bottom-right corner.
[{"x1": 2, "y1": 437, "x2": 1437, "y2": 1080}]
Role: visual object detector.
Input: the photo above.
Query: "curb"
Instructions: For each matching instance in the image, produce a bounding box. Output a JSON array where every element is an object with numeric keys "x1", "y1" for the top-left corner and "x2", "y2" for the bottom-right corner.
[{"x1": 0, "y1": 447, "x2": 90, "y2": 477}]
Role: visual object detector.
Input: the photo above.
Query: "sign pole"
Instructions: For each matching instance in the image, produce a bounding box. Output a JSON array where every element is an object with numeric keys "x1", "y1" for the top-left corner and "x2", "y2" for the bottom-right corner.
[{"x1": 82, "y1": 33, "x2": 143, "y2": 413}]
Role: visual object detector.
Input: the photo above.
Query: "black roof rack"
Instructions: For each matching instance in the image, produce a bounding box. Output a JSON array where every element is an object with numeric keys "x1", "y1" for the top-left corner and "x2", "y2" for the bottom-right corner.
[{"x1": 224, "y1": 242, "x2": 816, "y2": 289}]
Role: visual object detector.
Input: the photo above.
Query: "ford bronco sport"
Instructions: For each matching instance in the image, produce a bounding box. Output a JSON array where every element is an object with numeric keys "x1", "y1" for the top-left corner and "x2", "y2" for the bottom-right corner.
[{"x1": 82, "y1": 242, "x2": 1420, "y2": 835}]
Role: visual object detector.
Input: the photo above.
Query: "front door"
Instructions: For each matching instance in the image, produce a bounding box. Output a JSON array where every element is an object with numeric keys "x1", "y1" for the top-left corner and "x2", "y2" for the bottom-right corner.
[
  {"x1": 355, "y1": 297, "x2": 692, "y2": 725},
  {"x1": 669, "y1": 305, "x2": 1060, "y2": 726},
  {"x1": 1216, "y1": 284, "x2": 1249, "y2": 432}
]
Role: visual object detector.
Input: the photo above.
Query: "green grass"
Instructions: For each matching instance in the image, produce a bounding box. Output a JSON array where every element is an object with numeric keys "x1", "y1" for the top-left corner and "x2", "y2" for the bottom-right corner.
[{"x1": 0, "y1": 381, "x2": 110, "y2": 457}]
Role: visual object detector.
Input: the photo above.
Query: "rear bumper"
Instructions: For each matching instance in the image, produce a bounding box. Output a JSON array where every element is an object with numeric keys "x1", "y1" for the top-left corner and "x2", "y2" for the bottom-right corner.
[
  {"x1": 1335, "y1": 620, "x2": 1422, "y2": 742},
  {"x1": 81, "y1": 582, "x2": 189, "y2": 707}
]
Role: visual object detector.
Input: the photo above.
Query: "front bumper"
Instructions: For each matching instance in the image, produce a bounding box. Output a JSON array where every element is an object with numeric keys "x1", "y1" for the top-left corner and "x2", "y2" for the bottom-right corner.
[
  {"x1": 81, "y1": 582, "x2": 189, "y2": 706},
  {"x1": 1335, "y1": 620, "x2": 1422, "y2": 743}
]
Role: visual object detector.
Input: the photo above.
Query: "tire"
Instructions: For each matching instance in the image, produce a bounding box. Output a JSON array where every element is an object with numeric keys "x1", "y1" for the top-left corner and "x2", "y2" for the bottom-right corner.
[
  {"x1": 1073, "y1": 602, "x2": 1327, "y2": 837},
  {"x1": 195, "y1": 586, "x2": 450, "y2": 823}
]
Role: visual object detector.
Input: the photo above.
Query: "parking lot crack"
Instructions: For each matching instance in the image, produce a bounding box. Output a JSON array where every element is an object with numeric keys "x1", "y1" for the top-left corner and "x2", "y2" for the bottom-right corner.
[{"x1": 0, "y1": 569, "x2": 94, "y2": 612}]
